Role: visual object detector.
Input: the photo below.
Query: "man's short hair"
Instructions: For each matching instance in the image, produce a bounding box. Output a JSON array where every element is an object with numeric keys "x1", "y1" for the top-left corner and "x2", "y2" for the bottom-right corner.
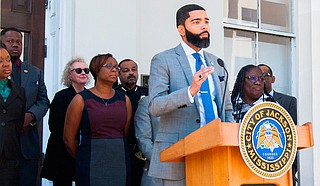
[
  {"x1": 119, "y1": 59, "x2": 137, "y2": 67},
  {"x1": 1, "y1": 42, "x2": 6, "y2": 48},
  {"x1": 176, "y1": 4, "x2": 205, "y2": 28},
  {"x1": 258, "y1": 63, "x2": 273, "y2": 76},
  {"x1": 1, "y1": 27, "x2": 23, "y2": 37}
]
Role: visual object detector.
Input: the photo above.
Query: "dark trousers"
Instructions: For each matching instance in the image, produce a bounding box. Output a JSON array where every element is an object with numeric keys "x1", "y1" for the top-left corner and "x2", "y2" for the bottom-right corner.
[
  {"x1": 129, "y1": 152, "x2": 145, "y2": 186},
  {"x1": 292, "y1": 154, "x2": 299, "y2": 186},
  {"x1": 0, "y1": 155, "x2": 19, "y2": 186},
  {"x1": 52, "y1": 179, "x2": 73, "y2": 186},
  {"x1": 18, "y1": 159, "x2": 38, "y2": 186}
]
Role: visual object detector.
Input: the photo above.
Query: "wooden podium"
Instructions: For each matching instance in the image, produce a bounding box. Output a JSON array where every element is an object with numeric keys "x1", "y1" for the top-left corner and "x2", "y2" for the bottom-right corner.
[{"x1": 160, "y1": 119, "x2": 314, "y2": 186}]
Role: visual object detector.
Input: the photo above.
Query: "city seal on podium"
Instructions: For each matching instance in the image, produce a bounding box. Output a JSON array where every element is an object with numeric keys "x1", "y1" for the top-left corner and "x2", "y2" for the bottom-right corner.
[{"x1": 239, "y1": 102, "x2": 297, "y2": 179}]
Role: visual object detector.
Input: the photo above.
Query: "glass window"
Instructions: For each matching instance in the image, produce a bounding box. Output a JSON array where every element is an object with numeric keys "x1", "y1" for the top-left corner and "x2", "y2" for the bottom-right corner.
[
  {"x1": 258, "y1": 34, "x2": 292, "y2": 94},
  {"x1": 261, "y1": 0, "x2": 292, "y2": 32},
  {"x1": 224, "y1": 0, "x2": 258, "y2": 27},
  {"x1": 223, "y1": 0, "x2": 294, "y2": 95},
  {"x1": 224, "y1": 28, "x2": 256, "y2": 90}
]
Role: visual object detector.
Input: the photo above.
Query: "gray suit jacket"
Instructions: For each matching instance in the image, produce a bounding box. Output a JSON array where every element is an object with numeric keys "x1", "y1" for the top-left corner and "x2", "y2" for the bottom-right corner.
[
  {"x1": 12, "y1": 61, "x2": 50, "y2": 159},
  {"x1": 148, "y1": 44, "x2": 233, "y2": 180},
  {"x1": 273, "y1": 91, "x2": 297, "y2": 124},
  {"x1": 135, "y1": 96, "x2": 160, "y2": 161}
]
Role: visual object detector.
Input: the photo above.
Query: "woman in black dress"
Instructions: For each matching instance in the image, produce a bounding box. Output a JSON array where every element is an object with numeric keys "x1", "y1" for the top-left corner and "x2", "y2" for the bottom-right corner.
[{"x1": 41, "y1": 57, "x2": 90, "y2": 185}]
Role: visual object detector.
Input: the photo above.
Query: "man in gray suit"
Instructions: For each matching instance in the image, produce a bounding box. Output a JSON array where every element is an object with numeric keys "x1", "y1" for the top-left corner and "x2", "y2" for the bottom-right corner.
[
  {"x1": 134, "y1": 96, "x2": 161, "y2": 186},
  {"x1": 258, "y1": 63, "x2": 298, "y2": 186},
  {"x1": 148, "y1": 4, "x2": 234, "y2": 185},
  {"x1": 1, "y1": 27, "x2": 50, "y2": 186}
]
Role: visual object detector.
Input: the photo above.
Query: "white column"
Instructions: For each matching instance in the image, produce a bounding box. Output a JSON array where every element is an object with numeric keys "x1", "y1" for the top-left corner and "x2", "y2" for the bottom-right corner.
[{"x1": 311, "y1": 0, "x2": 320, "y2": 185}]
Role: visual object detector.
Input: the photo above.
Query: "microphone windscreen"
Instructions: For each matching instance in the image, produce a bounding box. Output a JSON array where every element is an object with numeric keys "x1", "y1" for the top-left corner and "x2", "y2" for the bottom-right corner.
[{"x1": 217, "y1": 58, "x2": 225, "y2": 67}]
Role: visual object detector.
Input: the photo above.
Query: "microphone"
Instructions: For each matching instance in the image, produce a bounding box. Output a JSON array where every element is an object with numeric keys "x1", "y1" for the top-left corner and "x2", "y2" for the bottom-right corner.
[{"x1": 217, "y1": 58, "x2": 229, "y2": 117}]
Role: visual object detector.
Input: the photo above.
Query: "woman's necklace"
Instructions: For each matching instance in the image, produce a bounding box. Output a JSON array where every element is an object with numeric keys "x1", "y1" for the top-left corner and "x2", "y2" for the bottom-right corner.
[
  {"x1": 101, "y1": 97, "x2": 110, "y2": 106},
  {"x1": 94, "y1": 87, "x2": 114, "y2": 106}
]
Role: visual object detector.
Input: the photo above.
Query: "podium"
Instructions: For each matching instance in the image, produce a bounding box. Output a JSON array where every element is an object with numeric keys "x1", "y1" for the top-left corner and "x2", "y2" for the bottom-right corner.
[{"x1": 160, "y1": 119, "x2": 314, "y2": 186}]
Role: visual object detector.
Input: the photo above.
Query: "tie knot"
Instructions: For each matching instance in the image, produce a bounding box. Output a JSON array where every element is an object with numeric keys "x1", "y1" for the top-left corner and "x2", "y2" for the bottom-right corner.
[{"x1": 192, "y1": 53, "x2": 201, "y2": 60}]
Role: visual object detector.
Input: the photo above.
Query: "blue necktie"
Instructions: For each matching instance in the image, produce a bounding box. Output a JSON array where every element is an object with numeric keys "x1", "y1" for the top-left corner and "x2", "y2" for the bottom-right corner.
[{"x1": 193, "y1": 53, "x2": 215, "y2": 124}]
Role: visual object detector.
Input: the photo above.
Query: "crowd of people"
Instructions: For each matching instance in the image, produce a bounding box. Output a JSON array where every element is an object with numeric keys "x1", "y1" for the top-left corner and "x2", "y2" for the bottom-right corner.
[{"x1": 0, "y1": 3, "x2": 298, "y2": 186}]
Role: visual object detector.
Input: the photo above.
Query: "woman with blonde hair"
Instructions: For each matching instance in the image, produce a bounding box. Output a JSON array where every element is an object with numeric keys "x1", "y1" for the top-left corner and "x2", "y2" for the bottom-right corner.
[{"x1": 41, "y1": 57, "x2": 90, "y2": 185}]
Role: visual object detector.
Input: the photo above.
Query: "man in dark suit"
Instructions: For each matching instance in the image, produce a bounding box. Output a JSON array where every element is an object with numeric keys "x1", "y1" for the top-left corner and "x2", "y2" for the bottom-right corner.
[
  {"x1": 1, "y1": 27, "x2": 50, "y2": 186},
  {"x1": 258, "y1": 64, "x2": 297, "y2": 124},
  {"x1": 148, "y1": 4, "x2": 233, "y2": 185},
  {"x1": 258, "y1": 63, "x2": 298, "y2": 186},
  {"x1": 115, "y1": 59, "x2": 148, "y2": 186}
]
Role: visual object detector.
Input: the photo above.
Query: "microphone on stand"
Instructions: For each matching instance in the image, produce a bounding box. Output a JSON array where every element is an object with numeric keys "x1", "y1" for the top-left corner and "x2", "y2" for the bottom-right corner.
[{"x1": 217, "y1": 58, "x2": 229, "y2": 117}]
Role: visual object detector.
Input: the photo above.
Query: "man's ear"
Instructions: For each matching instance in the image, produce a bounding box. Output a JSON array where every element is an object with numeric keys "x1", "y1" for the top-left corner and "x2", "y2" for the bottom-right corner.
[
  {"x1": 271, "y1": 76, "x2": 276, "y2": 83},
  {"x1": 177, "y1": 25, "x2": 185, "y2": 37}
]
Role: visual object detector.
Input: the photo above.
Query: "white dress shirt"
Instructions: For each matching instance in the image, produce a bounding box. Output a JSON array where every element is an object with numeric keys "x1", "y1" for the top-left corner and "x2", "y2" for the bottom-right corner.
[{"x1": 181, "y1": 41, "x2": 219, "y2": 127}]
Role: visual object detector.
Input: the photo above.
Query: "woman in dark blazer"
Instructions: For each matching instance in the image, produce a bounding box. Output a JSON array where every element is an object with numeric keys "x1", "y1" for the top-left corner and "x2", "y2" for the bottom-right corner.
[
  {"x1": 0, "y1": 45, "x2": 26, "y2": 186},
  {"x1": 41, "y1": 57, "x2": 90, "y2": 186}
]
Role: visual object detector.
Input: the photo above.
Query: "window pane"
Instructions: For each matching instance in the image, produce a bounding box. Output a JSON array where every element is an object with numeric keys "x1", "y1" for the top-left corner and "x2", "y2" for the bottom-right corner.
[
  {"x1": 224, "y1": 28, "x2": 256, "y2": 91},
  {"x1": 258, "y1": 34, "x2": 292, "y2": 94},
  {"x1": 224, "y1": 0, "x2": 258, "y2": 27},
  {"x1": 261, "y1": 0, "x2": 292, "y2": 32}
]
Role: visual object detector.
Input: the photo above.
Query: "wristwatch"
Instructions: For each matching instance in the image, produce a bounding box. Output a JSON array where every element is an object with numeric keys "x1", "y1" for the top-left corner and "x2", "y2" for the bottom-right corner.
[
  {"x1": 30, "y1": 122, "x2": 36, "y2": 127},
  {"x1": 29, "y1": 113, "x2": 36, "y2": 127}
]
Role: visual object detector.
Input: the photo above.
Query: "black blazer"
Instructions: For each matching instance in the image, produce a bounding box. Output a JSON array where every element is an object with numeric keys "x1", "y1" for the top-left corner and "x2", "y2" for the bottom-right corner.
[
  {"x1": 273, "y1": 91, "x2": 297, "y2": 124},
  {"x1": 41, "y1": 86, "x2": 79, "y2": 181},
  {"x1": 0, "y1": 80, "x2": 26, "y2": 159}
]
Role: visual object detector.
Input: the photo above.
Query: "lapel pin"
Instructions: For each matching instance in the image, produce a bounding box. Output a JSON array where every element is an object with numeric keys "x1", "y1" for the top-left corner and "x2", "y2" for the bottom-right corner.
[{"x1": 24, "y1": 70, "x2": 28, "y2": 73}]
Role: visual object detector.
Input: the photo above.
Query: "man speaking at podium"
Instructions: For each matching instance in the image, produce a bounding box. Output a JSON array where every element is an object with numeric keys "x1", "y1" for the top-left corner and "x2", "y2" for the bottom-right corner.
[{"x1": 148, "y1": 4, "x2": 234, "y2": 185}]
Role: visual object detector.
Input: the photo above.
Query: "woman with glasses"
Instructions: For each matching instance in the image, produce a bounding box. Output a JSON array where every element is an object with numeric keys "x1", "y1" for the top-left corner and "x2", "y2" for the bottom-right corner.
[
  {"x1": 231, "y1": 64, "x2": 275, "y2": 123},
  {"x1": 41, "y1": 57, "x2": 90, "y2": 186},
  {"x1": 64, "y1": 53, "x2": 132, "y2": 186}
]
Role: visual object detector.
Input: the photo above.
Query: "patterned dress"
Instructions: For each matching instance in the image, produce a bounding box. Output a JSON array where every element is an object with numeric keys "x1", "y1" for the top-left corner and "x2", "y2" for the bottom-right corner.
[{"x1": 76, "y1": 89, "x2": 130, "y2": 186}]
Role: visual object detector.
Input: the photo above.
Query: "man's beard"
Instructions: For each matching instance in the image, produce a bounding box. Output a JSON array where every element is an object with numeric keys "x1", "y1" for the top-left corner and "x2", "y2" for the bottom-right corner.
[
  {"x1": 185, "y1": 28, "x2": 210, "y2": 48},
  {"x1": 126, "y1": 75, "x2": 137, "y2": 85}
]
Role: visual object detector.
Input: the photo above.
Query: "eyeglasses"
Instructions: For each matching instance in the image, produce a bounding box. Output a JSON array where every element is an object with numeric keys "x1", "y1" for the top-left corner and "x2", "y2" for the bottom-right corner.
[
  {"x1": 71, "y1": 68, "x2": 90, "y2": 74},
  {"x1": 102, "y1": 64, "x2": 121, "y2": 71},
  {"x1": 245, "y1": 76, "x2": 265, "y2": 83},
  {"x1": 262, "y1": 72, "x2": 272, "y2": 78}
]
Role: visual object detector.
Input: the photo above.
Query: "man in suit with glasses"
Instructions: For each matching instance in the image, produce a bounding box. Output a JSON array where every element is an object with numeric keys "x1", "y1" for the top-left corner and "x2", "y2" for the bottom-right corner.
[{"x1": 258, "y1": 63, "x2": 298, "y2": 186}]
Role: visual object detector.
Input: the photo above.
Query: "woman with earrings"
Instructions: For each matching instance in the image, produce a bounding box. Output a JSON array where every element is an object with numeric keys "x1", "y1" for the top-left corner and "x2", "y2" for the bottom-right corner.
[
  {"x1": 64, "y1": 53, "x2": 132, "y2": 186},
  {"x1": 0, "y1": 44, "x2": 26, "y2": 186},
  {"x1": 231, "y1": 64, "x2": 275, "y2": 123},
  {"x1": 41, "y1": 57, "x2": 90, "y2": 186}
]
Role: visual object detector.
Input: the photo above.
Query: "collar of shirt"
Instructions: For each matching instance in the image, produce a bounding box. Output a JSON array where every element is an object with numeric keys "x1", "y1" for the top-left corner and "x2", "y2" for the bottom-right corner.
[
  {"x1": 269, "y1": 89, "x2": 274, "y2": 97},
  {"x1": 181, "y1": 41, "x2": 206, "y2": 74},
  {"x1": 181, "y1": 41, "x2": 218, "y2": 126},
  {"x1": 235, "y1": 93, "x2": 267, "y2": 106},
  {"x1": 120, "y1": 84, "x2": 138, "y2": 92},
  {"x1": 0, "y1": 79, "x2": 11, "y2": 102}
]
